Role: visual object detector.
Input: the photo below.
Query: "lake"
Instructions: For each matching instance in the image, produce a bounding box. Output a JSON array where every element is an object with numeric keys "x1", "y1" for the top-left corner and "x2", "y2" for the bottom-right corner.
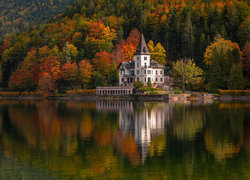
[{"x1": 0, "y1": 100, "x2": 249, "y2": 179}]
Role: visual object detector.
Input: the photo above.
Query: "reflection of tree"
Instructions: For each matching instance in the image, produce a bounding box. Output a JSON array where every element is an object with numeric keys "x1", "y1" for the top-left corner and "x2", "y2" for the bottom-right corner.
[
  {"x1": 149, "y1": 134, "x2": 166, "y2": 157},
  {"x1": 0, "y1": 100, "x2": 123, "y2": 178},
  {"x1": 204, "y1": 103, "x2": 244, "y2": 161},
  {"x1": 172, "y1": 104, "x2": 203, "y2": 141},
  {"x1": 0, "y1": 100, "x2": 249, "y2": 179}
]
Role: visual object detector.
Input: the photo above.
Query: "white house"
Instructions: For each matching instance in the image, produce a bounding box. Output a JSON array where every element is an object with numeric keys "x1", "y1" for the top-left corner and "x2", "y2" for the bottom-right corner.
[{"x1": 118, "y1": 34, "x2": 165, "y2": 87}]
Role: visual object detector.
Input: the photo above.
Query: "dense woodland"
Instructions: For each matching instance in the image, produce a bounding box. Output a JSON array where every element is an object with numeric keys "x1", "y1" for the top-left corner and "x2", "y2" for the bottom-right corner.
[
  {"x1": 0, "y1": 0, "x2": 77, "y2": 37},
  {"x1": 0, "y1": 0, "x2": 249, "y2": 94}
]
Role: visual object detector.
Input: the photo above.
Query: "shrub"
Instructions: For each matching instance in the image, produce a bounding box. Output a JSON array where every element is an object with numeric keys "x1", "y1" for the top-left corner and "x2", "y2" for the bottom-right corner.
[
  {"x1": 217, "y1": 89, "x2": 250, "y2": 96},
  {"x1": 0, "y1": 91, "x2": 20, "y2": 97},
  {"x1": 66, "y1": 89, "x2": 96, "y2": 95}
]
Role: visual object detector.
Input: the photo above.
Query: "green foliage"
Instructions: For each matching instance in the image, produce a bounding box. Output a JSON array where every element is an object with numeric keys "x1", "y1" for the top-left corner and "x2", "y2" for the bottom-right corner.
[
  {"x1": 107, "y1": 62, "x2": 118, "y2": 86},
  {"x1": 0, "y1": 0, "x2": 249, "y2": 91},
  {"x1": 173, "y1": 58, "x2": 203, "y2": 91},
  {"x1": 0, "y1": 0, "x2": 77, "y2": 37},
  {"x1": 204, "y1": 38, "x2": 242, "y2": 90},
  {"x1": 228, "y1": 63, "x2": 246, "y2": 90},
  {"x1": 147, "y1": 40, "x2": 166, "y2": 65},
  {"x1": 133, "y1": 81, "x2": 143, "y2": 90},
  {"x1": 147, "y1": 77, "x2": 152, "y2": 88}
]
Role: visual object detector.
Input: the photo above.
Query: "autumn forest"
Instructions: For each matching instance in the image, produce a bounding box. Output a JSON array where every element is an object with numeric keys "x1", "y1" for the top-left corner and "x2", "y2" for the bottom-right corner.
[{"x1": 0, "y1": 0, "x2": 249, "y2": 94}]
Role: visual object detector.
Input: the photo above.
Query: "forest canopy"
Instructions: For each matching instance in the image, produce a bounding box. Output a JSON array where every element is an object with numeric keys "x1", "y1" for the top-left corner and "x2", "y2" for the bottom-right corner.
[{"x1": 0, "y1": 0, "x2": 249, "y2": 93}]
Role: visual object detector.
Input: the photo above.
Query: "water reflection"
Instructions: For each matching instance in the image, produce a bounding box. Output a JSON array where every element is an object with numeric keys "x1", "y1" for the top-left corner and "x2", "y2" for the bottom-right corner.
[{"x1": 0, "y1": 100, "x2": 249, "y2": 179}]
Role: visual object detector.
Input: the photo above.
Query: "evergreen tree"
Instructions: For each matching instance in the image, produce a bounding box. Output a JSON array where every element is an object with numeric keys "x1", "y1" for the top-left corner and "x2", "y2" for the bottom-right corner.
[
  {"x1": 228, "y1": 63, "x2": 246, "y2": 90},
  {"x1": 209, "y1": 60, "x2": 225, "y2": 91},
  {"x1": 147, "y1": 77, "x2": 152, "y2": 88},
  {"x1": 107, "y1": 62, "x2": 118, "y2": 86}
]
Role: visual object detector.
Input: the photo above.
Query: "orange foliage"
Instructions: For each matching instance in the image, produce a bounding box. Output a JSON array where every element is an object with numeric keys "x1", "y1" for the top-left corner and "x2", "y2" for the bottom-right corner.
[
  {"x1": 8, "y1": 48, "x2": 38, "y2": 90},
  {"x1": 92, "y1": 51, "x2": 112, "y2": 76},
  {"x1": 39, "y1": 56, "x2": 61, "y2": 81},
  {"x1": 94, "y1": 125, "x2": 112, "y2": 147},
  {"x1": 38, "y1": 72, "x2": 56, "y2": 96},
  {"x1": 79, "y1": 60, "x2": 93, "y2": 85},
  {"x1": 115, "y1": 133, "x2": 140, "y2": 166},
  {"x1": 66, "y1": 89, "x2": 96, "y2": 95},
  {"x1": 60, "y1": 61, "x2": 78, "y2": 81},
  {"x1": 217, "y1": 89, "x2": 250, "y2": 96},
  {"x1": 80, "y1": 115, "x2": 93, "y2": 139},
  {"x1": 126, "y1": 28, "x2": 141, "y2": 48},
  {"x1": 121, "y1": 42, "x2": 137, "y2": 62},
  {"x1": 111, "y1": 28, "x2": 140, "y2": 63},
  {"x1": 85, "y1": 21, "x2": 106, "y2": 39}
]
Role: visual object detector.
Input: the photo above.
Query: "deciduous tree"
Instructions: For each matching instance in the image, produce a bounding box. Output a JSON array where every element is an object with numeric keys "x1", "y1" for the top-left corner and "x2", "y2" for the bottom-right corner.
[
  {"x1": 79, "y1": 60, "x2": 93, "y2": 88},
  {"x1": 173, "y1": 58, "x2": 203, "y2": 91},
  {"x1": 147, "y1": 40, "x2": 166, "y2": 65}
]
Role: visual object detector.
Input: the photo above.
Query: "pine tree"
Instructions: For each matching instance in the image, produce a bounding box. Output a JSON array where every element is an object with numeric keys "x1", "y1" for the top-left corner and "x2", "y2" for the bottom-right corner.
[
  {"x1": 147, "y1": 77, "x2": 152, "y2": 88},
  {"x1": 228, "y1": 63, "x2": 246, "y2": 90}
]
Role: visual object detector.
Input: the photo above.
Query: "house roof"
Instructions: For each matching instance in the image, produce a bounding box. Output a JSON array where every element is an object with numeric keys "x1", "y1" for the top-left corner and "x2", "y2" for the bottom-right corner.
[
  {"x1": 150, "y1": 60, "x2": 165, "y2": 69},
  {"x1": 134, "y1": 34, "x2": 151, "y2": 55},
  {"x1": 117, "y1": 61, "x2": 135, "y2": 69}
]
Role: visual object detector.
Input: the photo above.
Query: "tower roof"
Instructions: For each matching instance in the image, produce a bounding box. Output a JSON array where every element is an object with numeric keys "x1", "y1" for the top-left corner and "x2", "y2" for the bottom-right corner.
[{"x1": 134, "y1": 34, "x2": 151, "y2": 55}]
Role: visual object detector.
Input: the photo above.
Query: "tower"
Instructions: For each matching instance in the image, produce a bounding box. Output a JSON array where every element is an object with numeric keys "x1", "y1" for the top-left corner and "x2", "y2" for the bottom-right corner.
[{"x1": 134, "y1": 34, "x2": 151, "y2": 82}]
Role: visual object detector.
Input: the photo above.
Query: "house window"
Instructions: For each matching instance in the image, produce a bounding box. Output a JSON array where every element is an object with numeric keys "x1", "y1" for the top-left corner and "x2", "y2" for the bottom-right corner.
[
  {"x1": 120, "y1": 71, "x2": 122, "y2": 75},
  {"x1": 137, "y1": 57, "x2": 139, "y2": 60},
  {"x1": 144, "y1": 63, "x2": 147, "y2": 68},
  {"x1": 156, "y1": 70, "x2": 158, "y2": 75},
  {"x1": 131, "y1": 70, "x2": 134, "y2": 76},
  {"x1": 137, "y1": 63, "x2": 139, "y2": 68},
  {"x1": 160, "y1": 78, "x2": 163, "y2": 82},
  {"x1": 160, "y1": 71, "x2": 163, "y2": 75},
  {"x1": 144, "y1": 70, "x2": 146, "y2": 74},
  {"x1": 147, "y1": 70, "x2": 151, "y2": 74},
  {"x1": 144, "y1": 57, "x2": 147, "y2": 60},
  {"x1": 156, "y1": 78, "x2": 158, "y2": 82},
  {"x1": 145, "y1": 78, "x2": 147, "y2": 82},
  {"x1": 137, "y1": 77, "x2": 139, "y2": 81},
  {"x1": 122, "y1": 78, "x2": 124, "y2": 82},
  {"x1": 137, "y1": 70, "x2": 139, "y2": 75}
]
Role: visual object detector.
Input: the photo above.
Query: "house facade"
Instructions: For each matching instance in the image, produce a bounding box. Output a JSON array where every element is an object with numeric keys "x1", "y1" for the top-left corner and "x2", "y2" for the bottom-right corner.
[{"x1": 118, "y1": 34, "x2": 165, "y2": 87}]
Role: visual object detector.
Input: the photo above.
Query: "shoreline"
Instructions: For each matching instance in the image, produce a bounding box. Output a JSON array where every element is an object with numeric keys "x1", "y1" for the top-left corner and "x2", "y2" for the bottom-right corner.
[{"x1": 1, "y1": 94, "x2": 250, "y2": 102}]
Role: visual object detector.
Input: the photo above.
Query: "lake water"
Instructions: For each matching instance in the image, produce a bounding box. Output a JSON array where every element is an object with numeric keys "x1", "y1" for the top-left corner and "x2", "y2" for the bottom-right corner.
[{"x1": 0, "y1": 100, "x2": 249, "y2": 179}]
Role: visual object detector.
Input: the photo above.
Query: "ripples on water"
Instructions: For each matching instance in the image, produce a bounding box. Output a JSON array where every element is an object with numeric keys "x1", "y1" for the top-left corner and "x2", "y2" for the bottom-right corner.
[{"x1": 0, "y1": 100, "x2": 249, "y2": 179}]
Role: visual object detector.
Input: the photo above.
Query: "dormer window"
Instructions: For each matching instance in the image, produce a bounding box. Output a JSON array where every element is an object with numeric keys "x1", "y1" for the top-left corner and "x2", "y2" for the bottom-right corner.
[{"x1": 144, "y1": 57, "x2": 147, "y2": 60}]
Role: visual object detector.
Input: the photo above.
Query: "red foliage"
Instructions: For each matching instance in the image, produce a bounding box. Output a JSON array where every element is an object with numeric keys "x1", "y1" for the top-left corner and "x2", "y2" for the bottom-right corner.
[
  {"x1": 8, "y1": 48, "x2": 38, "y2": 90},
  {"x1": 60, "y1": 61, "x2": 78, "y2": 81},
  {"x1": 126, "y1": 28, "x2": 141, "y2": 48},
  {"x1": 39, "y1": 56, "x2": 61, "y2": 81},
  {"x1": 92, "y1": 51, "x2": 112, "y2": 76},
  {"x1": 38, "y1": 72, "x2": 56, "y2": 96},
  {"x1": 111, "y1": 28, "x2": 141, "y2": 63}
]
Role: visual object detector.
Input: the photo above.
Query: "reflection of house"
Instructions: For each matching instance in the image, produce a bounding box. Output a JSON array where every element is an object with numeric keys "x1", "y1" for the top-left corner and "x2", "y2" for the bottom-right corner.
[
  {"x1": 119, "y1": 103, "x2": 172, "y2": 163},
  {"x1": 96, "y1": 101, "x2": 133, "y2": 112},
  {"x1": 96, "y1": 101, "x2": 172, "y2": 163}
]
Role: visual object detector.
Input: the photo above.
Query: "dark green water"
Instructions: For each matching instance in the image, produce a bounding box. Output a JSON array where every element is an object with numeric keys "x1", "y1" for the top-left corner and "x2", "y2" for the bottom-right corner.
[{"x1": 0, "y1": 100, "x2": 249, "y2": 179}]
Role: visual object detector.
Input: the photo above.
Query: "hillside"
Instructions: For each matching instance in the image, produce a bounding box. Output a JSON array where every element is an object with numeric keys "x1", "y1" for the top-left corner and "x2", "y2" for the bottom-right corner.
[
  {"x1": 0, "y1": 0, "x2": 76, "y2": 37},
  {"x1": 0, "y1": 0, "x2": 249, "y2": 92}
]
